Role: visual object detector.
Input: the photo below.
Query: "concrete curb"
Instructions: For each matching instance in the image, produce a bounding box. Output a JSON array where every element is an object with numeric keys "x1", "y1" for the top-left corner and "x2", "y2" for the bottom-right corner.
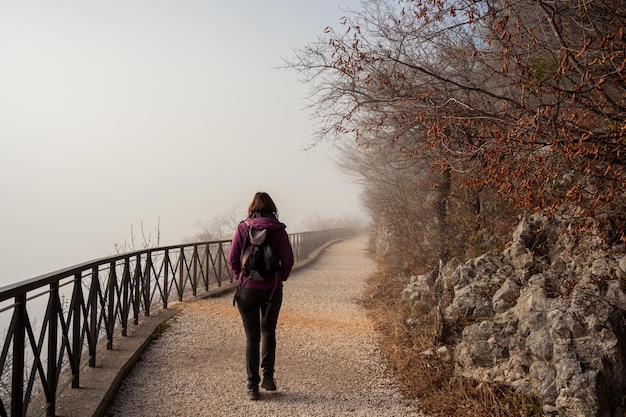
[
  {"x1": 53, "y1": 238, "x2": 344, "y2": 417},
  {"x1": 51, "y1": 308, "x2": 180, "y2": 417}
]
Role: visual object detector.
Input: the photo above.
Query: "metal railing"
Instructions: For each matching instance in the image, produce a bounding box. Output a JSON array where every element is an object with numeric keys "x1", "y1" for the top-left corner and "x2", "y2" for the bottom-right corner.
[{"x1": 0, "y1": 228, "x2": 358, "y2": 417}]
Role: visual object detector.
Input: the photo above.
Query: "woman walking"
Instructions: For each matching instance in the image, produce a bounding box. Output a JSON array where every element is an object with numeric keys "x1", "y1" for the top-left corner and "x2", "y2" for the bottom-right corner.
[{"x1": 227, "y1": 192, "x2": 294, "y2": 400}]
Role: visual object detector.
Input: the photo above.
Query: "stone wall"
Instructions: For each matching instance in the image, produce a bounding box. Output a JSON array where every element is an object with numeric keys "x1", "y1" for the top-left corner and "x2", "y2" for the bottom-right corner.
[{"x1": 402, "y1": 214, "x2": 626, "y2": 417}]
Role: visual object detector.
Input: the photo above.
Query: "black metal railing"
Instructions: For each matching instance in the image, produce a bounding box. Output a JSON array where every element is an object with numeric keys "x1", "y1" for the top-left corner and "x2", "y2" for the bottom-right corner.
[{"x1": 0, "y1": 228, "x2": 357, "y2": 417}]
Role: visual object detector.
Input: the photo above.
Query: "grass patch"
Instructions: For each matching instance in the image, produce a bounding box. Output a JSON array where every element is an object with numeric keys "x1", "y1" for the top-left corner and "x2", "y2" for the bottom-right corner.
[
  {"x1": 362, "y1": 267, "x2": 543, "y2": 417},
  {"x1": 152, "y1": 321, "x2": 171, "y2": 340}
]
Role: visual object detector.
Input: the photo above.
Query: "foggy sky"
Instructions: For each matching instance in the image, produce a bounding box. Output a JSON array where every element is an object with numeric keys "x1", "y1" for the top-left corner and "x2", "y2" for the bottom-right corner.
[{"x1": 0, "y1": 1, "x2": 364, "y2": 284}]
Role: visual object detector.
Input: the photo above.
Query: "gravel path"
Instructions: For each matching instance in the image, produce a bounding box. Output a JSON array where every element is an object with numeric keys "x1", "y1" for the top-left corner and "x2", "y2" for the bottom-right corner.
[{"x1": 105, "y1": 237, "x2": 421, "y2": 417}]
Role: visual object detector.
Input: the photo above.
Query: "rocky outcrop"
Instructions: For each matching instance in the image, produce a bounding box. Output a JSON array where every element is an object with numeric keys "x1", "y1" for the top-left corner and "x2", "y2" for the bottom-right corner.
[{"x1": 403, "y1": 214, "x2": 626, "y2": 417}]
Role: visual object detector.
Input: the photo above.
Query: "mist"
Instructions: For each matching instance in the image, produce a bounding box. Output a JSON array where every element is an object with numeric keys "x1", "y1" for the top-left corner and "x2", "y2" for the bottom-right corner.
[{"x1": 0, "y1": 1, "x2": 364, "y2": 285}]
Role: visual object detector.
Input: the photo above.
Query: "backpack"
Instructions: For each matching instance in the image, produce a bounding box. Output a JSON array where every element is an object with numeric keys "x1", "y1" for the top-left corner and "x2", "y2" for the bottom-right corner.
[{"x1": 240, "y1": 220, "x2": 277, "y2": 281}]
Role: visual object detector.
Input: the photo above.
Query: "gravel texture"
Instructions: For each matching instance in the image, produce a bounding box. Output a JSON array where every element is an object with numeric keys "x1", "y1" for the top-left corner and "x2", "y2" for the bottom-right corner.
[{"x1": 105, "y1": 237, "x2": 422, "y2": 417}]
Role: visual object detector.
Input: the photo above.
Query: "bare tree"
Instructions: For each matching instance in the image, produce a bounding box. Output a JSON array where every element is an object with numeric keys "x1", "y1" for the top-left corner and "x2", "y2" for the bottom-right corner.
[
  {"x1": 114, "y1": 217, "x2": 161, "y2": 254},
  {"x1": 288, "y1": 0, "x2": 517, "y2": 263},
  {"x1": 194, "y1": 207, "x2": 242, "y2": 242}
]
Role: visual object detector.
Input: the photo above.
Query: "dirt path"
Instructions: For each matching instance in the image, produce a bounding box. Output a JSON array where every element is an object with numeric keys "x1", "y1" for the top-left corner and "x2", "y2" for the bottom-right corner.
[{"x1": 105, "y1": 237, "x2": 421, "y2": 417}]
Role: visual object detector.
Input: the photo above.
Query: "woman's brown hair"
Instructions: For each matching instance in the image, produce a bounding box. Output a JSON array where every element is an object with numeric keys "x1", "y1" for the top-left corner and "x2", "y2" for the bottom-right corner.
[{"x1": 247, "y1": 192, "x2": 278, "y2": 217}]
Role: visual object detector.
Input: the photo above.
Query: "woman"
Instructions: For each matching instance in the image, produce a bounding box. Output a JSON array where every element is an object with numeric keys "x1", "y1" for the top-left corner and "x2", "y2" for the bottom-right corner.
[{"x1": 227, "y1": 192, "x2": 294, "y2": 400}]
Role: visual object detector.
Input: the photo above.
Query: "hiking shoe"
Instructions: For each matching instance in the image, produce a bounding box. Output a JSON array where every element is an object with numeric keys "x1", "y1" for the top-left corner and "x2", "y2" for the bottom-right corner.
[
  {"x1": 247, "y1": 386, "x2": 260, "y2": 400},
  {"x1": 261, "y1": 377, "x2": 277, "y2": 391}
]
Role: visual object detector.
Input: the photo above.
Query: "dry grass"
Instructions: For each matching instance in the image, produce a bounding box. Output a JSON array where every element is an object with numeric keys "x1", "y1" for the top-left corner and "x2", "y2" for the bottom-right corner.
[{"x1": 362, "y1": 268, "x2": 543, "y2": 417}]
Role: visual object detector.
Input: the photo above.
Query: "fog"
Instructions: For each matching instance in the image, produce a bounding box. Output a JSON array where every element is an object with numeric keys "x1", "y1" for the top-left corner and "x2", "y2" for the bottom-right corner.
[{"x1": 0, "y1": 1, "x2": 364, "y2": 285}]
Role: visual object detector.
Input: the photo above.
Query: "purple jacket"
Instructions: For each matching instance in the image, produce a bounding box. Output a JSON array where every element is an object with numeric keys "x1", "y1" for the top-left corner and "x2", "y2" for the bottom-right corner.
[{"x1": 227, "y1": 215, "x2": 294, "y2": 290}]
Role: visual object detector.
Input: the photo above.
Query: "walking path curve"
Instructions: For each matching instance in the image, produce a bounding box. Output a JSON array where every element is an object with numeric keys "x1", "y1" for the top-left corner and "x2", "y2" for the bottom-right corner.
[{"x1": 105, "y1": 237, "x2": 421, "y2": 417}]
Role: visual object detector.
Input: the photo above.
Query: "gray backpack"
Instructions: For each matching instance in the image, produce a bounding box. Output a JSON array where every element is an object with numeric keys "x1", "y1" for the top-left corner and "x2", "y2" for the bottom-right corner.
[{"x1": 240, "y1": 220, "x2": 276, "y2": 281}]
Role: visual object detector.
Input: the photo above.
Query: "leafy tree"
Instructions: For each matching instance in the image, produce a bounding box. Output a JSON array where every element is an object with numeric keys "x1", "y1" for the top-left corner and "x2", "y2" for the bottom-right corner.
[{"x1": 288, "y1": 0, "x2": 626, "y2": 256}]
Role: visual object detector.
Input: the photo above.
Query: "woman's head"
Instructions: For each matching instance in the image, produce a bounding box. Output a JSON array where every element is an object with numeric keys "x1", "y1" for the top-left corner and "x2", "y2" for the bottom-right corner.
[{"x1": 248, "y1": 192, "x2": 278, "y2": 217}]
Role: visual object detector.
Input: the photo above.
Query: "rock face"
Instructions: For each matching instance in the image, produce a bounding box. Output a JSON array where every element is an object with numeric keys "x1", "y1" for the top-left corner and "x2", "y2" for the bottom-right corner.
[{"x1": 403, "y1": 214, "x2": 626, "y2": 417}]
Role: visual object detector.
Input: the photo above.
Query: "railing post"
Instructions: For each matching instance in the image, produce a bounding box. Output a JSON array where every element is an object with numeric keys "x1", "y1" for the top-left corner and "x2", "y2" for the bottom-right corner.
[
  {"x1": 130, "y1": 256, "x2": 137, "y2": 324},
  {"x1": 47, "y1": 283, "x2": 59, "y2": 416},
  {"x1": 133, "y1": 254, "x2": 142, "y2": 322},
  {"x1": 217, "y1": 242, "x2": 223, "y2": 286},
  {"x1": 179, "y1": 248, "x2": 184, "y2": 302},
  {"x1": 192, "y1": 245, "x2": 198, "y2": 296},
  {"x1": 107, "y1": 261, "x2": 116, "y2": 350},
  {"x1": 12, "y1": 294, "x2": 26, "y2": 417},
  {"x1": 204, "y1": 243, "x2": 210, "y2": 291},
  {"x1": 121, "y1": 257, "x2": 130, "y2": 337},
  {"x1": 163, "y1": 249, "x2": 170, "y2": 309},
  {"x1": 89, "y1": 266, "x2": 98, "y2": 368},
  {"x1": 72, "y1": 273, "x2": 82, "y2": 388},
  {"x1": 143, "y1": 252, "x2": 152, "y2": 316}
]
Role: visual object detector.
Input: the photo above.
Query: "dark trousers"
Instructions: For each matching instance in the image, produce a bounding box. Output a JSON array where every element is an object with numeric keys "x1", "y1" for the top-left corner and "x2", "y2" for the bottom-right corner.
[{"x1": 236, "y1": 287, "x2": 283, "y2": 388}]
